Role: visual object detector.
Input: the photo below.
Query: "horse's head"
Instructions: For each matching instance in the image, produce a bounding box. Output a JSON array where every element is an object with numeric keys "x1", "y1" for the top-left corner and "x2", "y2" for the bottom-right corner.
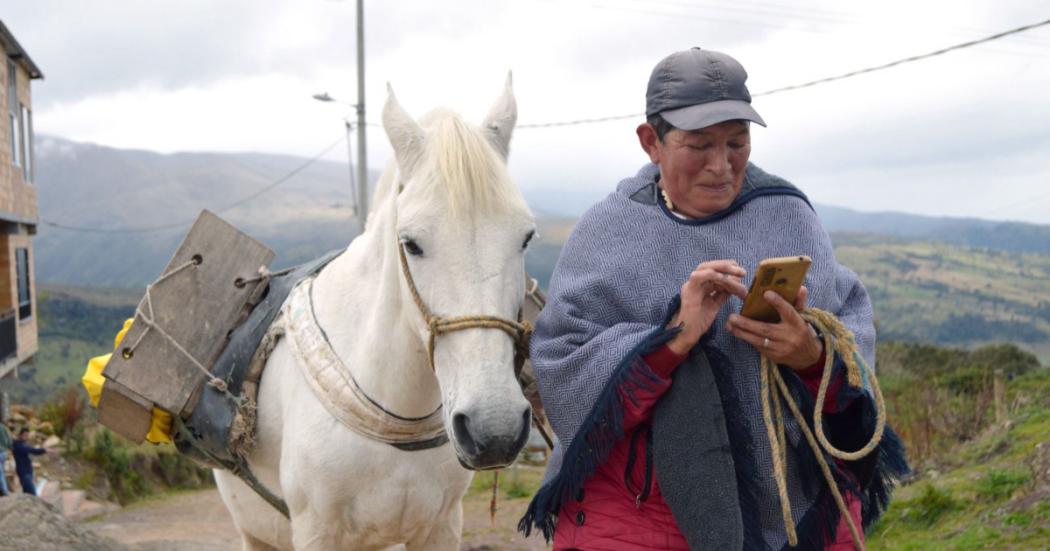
[{"x1": 383, "y1": 76, "x2": 536, "y2": 470}]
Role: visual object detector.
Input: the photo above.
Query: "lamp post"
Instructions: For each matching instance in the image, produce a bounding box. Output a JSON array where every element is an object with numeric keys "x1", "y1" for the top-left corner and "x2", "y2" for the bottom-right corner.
[
  {"x1": 313, "y1": 0, "x2": 368, "y2": 231},
  {"x1": 313, "y1": 93, "x2": 367, "y2": 231}
]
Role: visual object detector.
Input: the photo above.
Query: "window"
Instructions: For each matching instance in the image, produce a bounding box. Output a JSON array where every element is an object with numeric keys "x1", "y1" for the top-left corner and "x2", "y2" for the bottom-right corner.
[
  {"x1": 6, "y1": 60, "x2": 19, "y2": 168},
  {"x1": 15, "y1": 248, "x2": 30, "y2": 321},
  {"x1": 20, "y1": 105, "x2": 31, "y2": 182}
]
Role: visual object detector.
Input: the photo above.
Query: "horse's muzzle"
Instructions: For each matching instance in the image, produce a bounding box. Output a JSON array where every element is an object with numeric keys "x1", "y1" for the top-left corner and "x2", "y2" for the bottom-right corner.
[{"x1": 451, "y1": 406, "x2": 531, "y2": 470}]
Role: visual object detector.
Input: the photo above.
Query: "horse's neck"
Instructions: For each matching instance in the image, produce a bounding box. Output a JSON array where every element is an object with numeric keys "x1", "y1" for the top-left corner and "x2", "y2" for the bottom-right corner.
[{"x1": 309, "y1": 194, "x2": 441, "y2": 419}]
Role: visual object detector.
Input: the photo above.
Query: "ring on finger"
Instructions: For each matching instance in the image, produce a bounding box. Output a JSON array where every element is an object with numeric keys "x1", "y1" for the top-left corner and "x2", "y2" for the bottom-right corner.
[{"x1": 762, "y1": 337, "x2": 770, "y2": 349}]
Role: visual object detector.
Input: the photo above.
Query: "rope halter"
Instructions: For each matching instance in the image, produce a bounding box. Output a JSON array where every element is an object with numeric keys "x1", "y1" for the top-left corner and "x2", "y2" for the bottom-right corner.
[{"x1": 397, "y1": 240, "x2": 533, "y2": 375}]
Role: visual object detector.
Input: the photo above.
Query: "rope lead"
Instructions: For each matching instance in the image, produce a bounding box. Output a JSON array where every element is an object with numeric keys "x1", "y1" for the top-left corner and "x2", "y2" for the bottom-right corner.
[{"x1": 760, "y1": 308, "x2": 887, "y2": 551}]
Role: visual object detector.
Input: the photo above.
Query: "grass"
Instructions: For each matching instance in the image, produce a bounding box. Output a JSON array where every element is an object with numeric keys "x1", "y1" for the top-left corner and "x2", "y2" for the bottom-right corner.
[
  {"x1": 867, "y1": 368, "x2": 1050, "y2": 551},
  {"x1": 468, "y1": 464, "x2": 544, "y2": 500}
]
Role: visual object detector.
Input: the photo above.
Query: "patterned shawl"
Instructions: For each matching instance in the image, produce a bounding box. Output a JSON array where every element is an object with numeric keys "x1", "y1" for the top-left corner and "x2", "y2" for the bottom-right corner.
[{"x1": 519, "y1": 163, "x2": 908, "y2": 550}]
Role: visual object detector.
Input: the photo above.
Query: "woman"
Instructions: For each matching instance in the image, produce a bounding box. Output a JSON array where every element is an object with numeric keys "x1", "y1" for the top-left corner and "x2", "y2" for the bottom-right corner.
[{"x1": 519, "y1": 48, "x2": 908, "y2": 551}]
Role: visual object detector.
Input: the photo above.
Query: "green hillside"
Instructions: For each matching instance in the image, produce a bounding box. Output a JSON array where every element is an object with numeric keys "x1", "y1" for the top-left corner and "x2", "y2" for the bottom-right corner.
[
  {"x1": 868, "y1": 347, "x2": 1050, "y2": 550},
  {"x1": 11, "y1": 229, "x2": 1050, "y2": 405},
  {"x1": 529, "y1": 223, "x2": 1050, "y2": 362},
  {"x1": 4, "y1": 286, "x2": 137, "y2": 404},
  {"x1": 832, "y1": 234, "x2": 1050, "y2": 362}
]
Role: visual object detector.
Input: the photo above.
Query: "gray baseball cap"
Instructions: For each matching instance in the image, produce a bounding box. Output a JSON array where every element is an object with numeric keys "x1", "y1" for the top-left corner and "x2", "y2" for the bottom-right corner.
[{"x1": 646, "y1": 48, "x2": 766, "y2": 130}]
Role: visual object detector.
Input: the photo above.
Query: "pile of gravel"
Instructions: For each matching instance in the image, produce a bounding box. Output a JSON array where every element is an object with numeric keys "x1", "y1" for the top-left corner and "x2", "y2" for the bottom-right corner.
[{"x1": 0, "y1": 495, "x2": 129, "y2": 551}]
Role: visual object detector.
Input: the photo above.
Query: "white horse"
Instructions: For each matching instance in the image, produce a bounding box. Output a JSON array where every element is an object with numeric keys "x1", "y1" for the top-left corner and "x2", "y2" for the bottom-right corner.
[{"x1": 214, "y1": 78, "x2": 536, "y2": 550}]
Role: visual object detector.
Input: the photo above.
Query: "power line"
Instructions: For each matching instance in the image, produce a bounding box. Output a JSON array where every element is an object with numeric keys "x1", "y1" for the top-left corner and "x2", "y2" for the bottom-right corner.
[
  {"x1": 518, "y1": 16, "x2": 1050, "y2": 129},
  {"x1": 37, "y1": 17, "x2": 1050, "y2": 234},
  {"x1": 753, "y1": 17, "x2": 1050, "y2": 96},
  {"x1": 42, "y1": 135, "x2": 347, "y2": 234}
]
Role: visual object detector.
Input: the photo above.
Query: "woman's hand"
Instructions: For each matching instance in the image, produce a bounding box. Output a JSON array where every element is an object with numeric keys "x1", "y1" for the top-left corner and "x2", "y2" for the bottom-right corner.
[
  {"x1": 725, "y1": 286, "x2": 823, "y2": 370},
  {"x1": 666, "y1": 260, "x2": 748, "y2": 356}
]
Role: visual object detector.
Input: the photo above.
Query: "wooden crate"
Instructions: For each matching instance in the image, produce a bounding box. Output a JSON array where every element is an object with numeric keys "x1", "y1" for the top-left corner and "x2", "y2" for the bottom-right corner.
[{"x1": 98, "y1": 211, "x2": 274, "y2": 442}]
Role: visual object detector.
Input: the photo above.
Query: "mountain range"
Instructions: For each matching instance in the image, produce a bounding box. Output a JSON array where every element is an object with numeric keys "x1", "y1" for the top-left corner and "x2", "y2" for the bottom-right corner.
[{"x1": 33, "y1": 135, "x2": 1050, "y2": 289}]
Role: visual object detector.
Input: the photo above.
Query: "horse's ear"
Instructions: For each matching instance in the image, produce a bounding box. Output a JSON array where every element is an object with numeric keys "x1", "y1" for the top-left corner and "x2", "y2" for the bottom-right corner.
[
  {"x1": 481, "y1": 71, "x2": 517, "y2": 160},
  {"x1": 383, "y1": 83, "x2": 426, "y2": 181}
]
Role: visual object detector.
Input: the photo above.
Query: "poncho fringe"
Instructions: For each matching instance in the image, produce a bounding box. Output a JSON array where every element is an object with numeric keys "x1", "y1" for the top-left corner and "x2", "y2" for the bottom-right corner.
[{"x1": 518, "y1": 297, "x2": 682, "y2": 540}]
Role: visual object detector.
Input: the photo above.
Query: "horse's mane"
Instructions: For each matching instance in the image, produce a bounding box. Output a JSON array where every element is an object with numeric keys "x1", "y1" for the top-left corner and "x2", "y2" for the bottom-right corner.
[{"x1": 415, "y1": 109, "x2": 527, "y2": 218}]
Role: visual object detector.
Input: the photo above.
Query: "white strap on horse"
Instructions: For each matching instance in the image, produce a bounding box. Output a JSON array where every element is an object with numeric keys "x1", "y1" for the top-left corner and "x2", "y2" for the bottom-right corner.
[{"x1": 282, "y1": 277, "x2": 447, "y2": 445}]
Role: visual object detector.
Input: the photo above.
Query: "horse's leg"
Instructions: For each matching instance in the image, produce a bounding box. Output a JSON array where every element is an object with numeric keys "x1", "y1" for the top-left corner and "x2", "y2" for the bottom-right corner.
[
  {"x1": 288, "y1": 507, "x2": 355, "y2": 551},
  {"x1": 404, "y1": 502, "x2": 462, "y2": 551},
  {"x1": 241, "y1": 532, "x2": 283, "y2": 551},
  {"x1": 215, "y1": 468, "x2": 293, "y2": 550}
]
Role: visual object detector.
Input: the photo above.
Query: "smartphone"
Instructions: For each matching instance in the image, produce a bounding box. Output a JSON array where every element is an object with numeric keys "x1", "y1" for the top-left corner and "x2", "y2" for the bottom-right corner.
[{"x1": 739, "y1": 255, "x2": 812, "y2": 323}]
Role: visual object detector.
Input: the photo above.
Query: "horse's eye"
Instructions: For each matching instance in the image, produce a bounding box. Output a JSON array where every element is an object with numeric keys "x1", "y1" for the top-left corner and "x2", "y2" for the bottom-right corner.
[
  {"x1": 403, "y1": 239, "x2": 424, "y2": 257},
  {"x1": 522, "y1": 230, "x2": 535, "y2": 250}
]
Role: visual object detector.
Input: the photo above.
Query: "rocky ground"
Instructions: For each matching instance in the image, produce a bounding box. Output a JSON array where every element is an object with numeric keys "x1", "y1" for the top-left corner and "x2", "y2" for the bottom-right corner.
[
  {"x1": 0, "y1": 495, "x2": 125, "y2": 551},
  {"x1": 4, "y1": 485, "x2": 551, "y2": 550}
]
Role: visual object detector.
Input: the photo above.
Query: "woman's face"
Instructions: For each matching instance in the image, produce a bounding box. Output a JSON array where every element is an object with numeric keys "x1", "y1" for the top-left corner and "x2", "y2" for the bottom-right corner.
[{"x1": 644, "y1": 120, "x2": 751, "y2": 218}]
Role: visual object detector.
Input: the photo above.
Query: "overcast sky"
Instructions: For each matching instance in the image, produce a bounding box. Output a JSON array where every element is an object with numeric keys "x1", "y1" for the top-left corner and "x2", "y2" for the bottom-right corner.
[{"x1": 5, "y1": 0, "x2": 1049, "y2": 223}]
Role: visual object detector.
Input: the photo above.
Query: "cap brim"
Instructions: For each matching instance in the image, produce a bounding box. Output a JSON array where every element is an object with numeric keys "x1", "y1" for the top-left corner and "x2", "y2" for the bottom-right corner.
[{"x1": 660, "y1": 99, "x2": 766, "y2": 130}]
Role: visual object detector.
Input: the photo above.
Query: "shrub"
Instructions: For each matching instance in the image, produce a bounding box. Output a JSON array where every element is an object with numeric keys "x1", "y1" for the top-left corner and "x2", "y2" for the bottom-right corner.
[
  {"x1": 902, "y1": 483, "x2": 960, "y2": 527},
  {"x1": 37, "y1": 386, "x2": 86, "y2": 437},
  {"x1": 154, "y1": 447, "x2": 211, "y2": 488},
  {"x1": 976, "y1": 468, "x2": 1030, "y2": 501},
  {"x1": 83, "y1": 428, "x2": 151, "y2": 504}
]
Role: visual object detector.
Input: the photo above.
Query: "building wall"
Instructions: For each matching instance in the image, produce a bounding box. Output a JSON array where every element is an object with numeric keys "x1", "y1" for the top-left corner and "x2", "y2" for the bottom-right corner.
[
  {"x1": 0, "y1": 230, "x2": 36, "y2": 346},
  {"x1": 0, "y1": 41, "x2": 40, "y2": 380},
  {"x1": 0, "y1": 229, "x2": 35, "y2": 380},
  {"x1": 0, "y1": 57, "x2": 38, "y2": 224},
  {"x1": 10, "y1": 232, "x2": 36, "y2": 362}
]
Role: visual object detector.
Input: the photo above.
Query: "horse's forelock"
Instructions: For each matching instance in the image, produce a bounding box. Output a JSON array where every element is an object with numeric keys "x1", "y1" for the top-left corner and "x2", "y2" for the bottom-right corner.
[{"x1": 411, "y1": 110, "x2": 527, "y2": 219}]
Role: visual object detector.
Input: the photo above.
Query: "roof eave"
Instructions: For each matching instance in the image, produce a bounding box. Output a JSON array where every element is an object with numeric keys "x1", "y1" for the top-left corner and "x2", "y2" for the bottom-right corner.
[{"x1": 0, "y1": 20, "x2": 43, "y2": 80}]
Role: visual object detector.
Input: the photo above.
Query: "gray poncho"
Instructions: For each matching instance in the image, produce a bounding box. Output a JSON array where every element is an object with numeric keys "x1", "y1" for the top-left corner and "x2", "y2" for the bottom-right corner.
[{"x1": 520, "y1": 163, "x2": 907, "y2": 550}]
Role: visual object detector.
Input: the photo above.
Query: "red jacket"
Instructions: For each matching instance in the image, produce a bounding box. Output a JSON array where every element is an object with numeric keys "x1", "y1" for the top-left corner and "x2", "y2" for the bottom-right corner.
[{"x1": 553, "y1": 345, "x2": 863, "y2": 551}]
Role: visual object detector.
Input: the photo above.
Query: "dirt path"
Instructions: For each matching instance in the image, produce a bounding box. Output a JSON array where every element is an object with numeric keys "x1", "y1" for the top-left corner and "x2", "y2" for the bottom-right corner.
[
  {"x1": 84, "y1": 490, "x2": 240, "y2": 550},
  {"x1": 83, "y1": 487, "x2": 549, "y2": 550}
]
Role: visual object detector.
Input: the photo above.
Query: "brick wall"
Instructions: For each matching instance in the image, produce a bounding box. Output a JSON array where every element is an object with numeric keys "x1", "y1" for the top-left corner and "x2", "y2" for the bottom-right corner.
[{"x1": 0, "y1": 57, "x2": 39, "y2": 223}]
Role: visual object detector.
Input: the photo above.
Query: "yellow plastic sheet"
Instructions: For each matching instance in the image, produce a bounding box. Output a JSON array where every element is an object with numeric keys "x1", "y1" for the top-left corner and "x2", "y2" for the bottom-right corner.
[{"x1": 82, "y1": 318, "x2": 173, "y2": 444}]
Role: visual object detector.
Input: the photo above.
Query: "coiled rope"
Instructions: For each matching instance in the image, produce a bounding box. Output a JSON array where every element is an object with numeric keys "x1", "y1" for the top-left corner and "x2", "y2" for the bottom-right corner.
[{"x1": 760, "y1": 308, "x2": 887, "y2": 551}]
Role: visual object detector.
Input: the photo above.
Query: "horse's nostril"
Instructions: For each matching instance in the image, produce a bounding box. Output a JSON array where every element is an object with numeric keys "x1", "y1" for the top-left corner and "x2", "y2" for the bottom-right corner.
[
  {"x1": 453, "y1": 413, "x2": 480, "y2": 457},
  {"x1": 515, "y1": 408, "x2": 532, "y2": 449}
]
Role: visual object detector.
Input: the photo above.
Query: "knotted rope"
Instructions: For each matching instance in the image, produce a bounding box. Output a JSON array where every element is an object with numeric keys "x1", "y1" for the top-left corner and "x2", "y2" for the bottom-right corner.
[
  {"x1": 125, "y1": 255, "x2": 279, "y2": 403},
  {"x1": 124, "y1": 257, "x2": 236, "y2": 399},
  {"x1": 760, "y1": 308, "x2": 887, "y2": 551},
  {"x1": 397, "y1": 242, "x2": 533, "y2": 373}
]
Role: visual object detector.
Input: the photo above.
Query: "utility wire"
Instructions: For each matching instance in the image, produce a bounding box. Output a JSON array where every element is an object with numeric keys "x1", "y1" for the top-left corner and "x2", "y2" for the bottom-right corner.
[
  {"x1": 42, "y1": 135, "x2": 347, "y2": 234},
  {"x1": 518, "y1": 17, "x2": 1050, "y2": 128},
  {"x1": 753, "y1": 17, "x2": 1050, "y2": 96},
  {"x1": 40, "y1": 17, "x2": 1050, "y2": 232}
]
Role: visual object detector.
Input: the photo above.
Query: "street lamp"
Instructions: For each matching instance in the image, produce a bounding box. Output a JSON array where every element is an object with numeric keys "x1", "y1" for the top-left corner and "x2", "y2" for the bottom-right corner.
[
  {"x1": 314, "y1": 92, "x2": 368, "y2": 231},
  {"x1": 313, "y1": 0, "x2": 368, "y2": 231}
]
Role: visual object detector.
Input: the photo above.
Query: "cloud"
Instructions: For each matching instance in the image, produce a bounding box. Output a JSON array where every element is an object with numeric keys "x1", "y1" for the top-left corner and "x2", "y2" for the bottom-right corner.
[{"x1": 5, "y1": 0, "x2": 1050, "y2": 224}]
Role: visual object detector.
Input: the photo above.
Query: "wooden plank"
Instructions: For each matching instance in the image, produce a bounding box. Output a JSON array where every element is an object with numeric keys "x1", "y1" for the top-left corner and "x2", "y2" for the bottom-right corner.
[
  {"x1": 103, "y1": 210, "x2": 274, "y2": 415},
  {"x1": 97, "y1": 381, "x2": 153, "y2": 443}
]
